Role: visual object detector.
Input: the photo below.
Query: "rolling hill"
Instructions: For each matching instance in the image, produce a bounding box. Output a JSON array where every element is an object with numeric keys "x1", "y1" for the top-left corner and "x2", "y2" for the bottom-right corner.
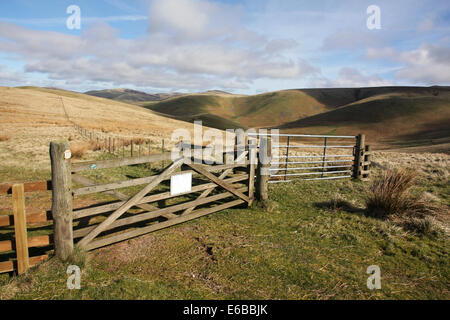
[
  {"x1": 84, "y1": 88, "x2": 186, "y2": 103},
  {"x1": 280, "y1": 88, "x2": 450, "y2": 150},
  {"x1": 0, "y1": 86, "x2": 222, "y2": 170},
  {"x1": 142, "y1": 86, "x2": 450, "y2": 151},
  {"x1": 85, "y1": 88, "x2": 161, "y2": 103},
  {"x1": 143, "y1": 90, "x2": 330, "y2": 129}
]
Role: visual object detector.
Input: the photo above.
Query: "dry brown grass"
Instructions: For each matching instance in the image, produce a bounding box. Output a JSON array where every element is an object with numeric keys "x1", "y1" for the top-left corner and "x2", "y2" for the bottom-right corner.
[
  {"x1": 364, "y1": 168, "x2": 441, "y2": 236},
  {"x1": 132, "y1": 137, "x2": 146, "y2": 145},
  {"x1": 0, "y1": 86, "x2": 222, "y2": 170},
  {"x1": 88, "y1": 140, "x2": 103, "y2": 151},
  {"x1": 70, "y1": 142, "x2": 88, "y2": 159},
  {"x1": 0, "y1": 134, "x2": 10, "y2": 142}
]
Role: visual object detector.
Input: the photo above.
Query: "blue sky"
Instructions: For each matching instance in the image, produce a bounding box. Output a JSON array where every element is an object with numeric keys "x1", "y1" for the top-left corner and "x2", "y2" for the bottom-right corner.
[{"x1": 0, "y1": 0, "x2": 449, "y2": 94}]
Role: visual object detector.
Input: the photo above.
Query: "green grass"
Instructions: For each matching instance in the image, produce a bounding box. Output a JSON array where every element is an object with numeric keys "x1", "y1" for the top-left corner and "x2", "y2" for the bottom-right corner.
[{"x1": 1, "y1": 174, "x2": 448, "y2": 300}]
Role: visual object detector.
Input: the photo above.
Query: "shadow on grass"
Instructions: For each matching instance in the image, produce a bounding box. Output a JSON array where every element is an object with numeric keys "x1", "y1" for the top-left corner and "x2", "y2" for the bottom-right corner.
[{"x1": 314, "y1": 199, "x2": 366, "y2": 215}]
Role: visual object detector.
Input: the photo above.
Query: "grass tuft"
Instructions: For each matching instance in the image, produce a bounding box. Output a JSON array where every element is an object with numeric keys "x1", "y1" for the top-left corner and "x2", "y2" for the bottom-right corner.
[
  {"x1": 70, "y1": 142, "x2": 88, "y2": 159},
  {"x1": 66, "y1": 246, "x2": 90, "y2": 269},
  {"x1": 364, "y1": 168, "x2": 442, "y2": 236}
]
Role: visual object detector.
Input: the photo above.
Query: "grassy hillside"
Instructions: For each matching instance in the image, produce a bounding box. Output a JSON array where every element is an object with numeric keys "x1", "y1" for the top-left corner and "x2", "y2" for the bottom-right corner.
[
  {"x1": 1, "y1": 157, "x2": 448, "y2": 299},
  {"x1": 144, "y1": 86, "x2": 450, "y2": 151},
  {"x1": 85, "y1": 88, "x2": 186, "y2": 103},
  {"x1": 0, "y1": 86, "x2": 221, "y2": 172},
  {"x1": 85, "y1": 88, "x2": 160, "y2": 103},
  {"x1": 145, "y1": 90, "x2": 330, "y2": 129},
  {"x1": 280, "y1": 92, "x2": 450, "y2": 150}
]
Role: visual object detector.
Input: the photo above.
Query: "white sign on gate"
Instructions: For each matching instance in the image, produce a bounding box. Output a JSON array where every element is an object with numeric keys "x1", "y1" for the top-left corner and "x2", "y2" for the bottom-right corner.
[{"x1": 170, "y1": 172, "x2": 192, "y2": 196}]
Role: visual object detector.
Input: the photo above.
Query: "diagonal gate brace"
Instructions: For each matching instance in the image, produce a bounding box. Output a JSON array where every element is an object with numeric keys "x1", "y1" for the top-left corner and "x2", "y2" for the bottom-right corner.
[
  {"x1": 185, "y1": 162, "x2": 250, "y2": 203},
  {"x1": 182, "y1": 151, "x2": 248, "y2": 215},
  {"x1": 77, "y1": 157, "x2": 184, "y2": 248}
]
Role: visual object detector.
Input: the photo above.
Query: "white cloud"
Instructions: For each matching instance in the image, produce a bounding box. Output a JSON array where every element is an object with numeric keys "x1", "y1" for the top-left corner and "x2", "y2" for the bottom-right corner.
[
  {"x1": 0, "y1": 0, "x2": 317, "y2": 92},
  {"x1": 312, "y1": 67, "x2": 393, "y2": 88},
  {"x1": 367, "y1": 43, "x2": 450, "y2": 83}
]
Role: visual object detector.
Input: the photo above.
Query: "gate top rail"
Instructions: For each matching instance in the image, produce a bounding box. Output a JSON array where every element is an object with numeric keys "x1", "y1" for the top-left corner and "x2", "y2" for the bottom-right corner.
[{"x1": 247, "y1": 133, "x2": 357, "y2": 139}]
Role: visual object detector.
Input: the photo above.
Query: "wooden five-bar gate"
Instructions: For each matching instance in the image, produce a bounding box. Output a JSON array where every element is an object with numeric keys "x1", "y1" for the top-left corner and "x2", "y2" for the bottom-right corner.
[
  {"x1": 0, "y1": 131, "x2": 370, "y2": 273},
  {"x1": 49, "y1": 134, "x2": 259, "y2": 258}
]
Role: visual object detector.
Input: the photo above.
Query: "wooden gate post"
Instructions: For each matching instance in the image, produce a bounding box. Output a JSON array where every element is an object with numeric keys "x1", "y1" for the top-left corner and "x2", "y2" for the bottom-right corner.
[
  {"x1": 363, "y1": 145, "x2": 371, "y2": 179},
  {"x1": 235, "y1": 129, "x2": 246, "y2": 161},
  {"x1": 12, "y1": 184, "x2": 29, "y2": 274},
  {"x1": 248, "y1": 138, "x2": 257, "y2": 206},
  {"x1": 353, "y1": 134, "x2": 366, "y2": 179},
  {"x1": 50, "y1": 141, "x2": 73, "y2": 260},
  {"x1": 256, "y1": 136, "x2": 271, "y2": 201}
]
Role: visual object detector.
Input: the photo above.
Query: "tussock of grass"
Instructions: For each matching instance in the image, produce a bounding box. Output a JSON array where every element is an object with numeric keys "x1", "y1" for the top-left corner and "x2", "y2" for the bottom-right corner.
[
  {"x1": 364, "y1": 168, "x2": 442, "y2": 236},
  {"x1": 88, "y1": 141, "x2": 103, "y2": 151},
  {"x1": 365, "y1": 169, "x2": 435, "y2": 218},
  {"x1": 70, "y1": 142, "x2": 88, "y2": 159},
  {"x1": 66, "y1": 246, "x2": 90, "y2": 269}
]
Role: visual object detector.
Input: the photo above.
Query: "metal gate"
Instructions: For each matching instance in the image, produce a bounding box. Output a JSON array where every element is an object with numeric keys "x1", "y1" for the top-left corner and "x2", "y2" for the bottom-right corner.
[{"x1": 248, "y1": 132, "x2": 370, "y2": 183}]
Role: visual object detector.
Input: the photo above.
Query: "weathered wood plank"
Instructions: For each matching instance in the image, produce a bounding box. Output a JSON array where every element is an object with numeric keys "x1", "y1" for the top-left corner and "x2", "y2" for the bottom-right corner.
[
  {"x1": 77, "y1": 158, "x2": 185, "y2": 248},
  {"x1": 73, "y1": 176, "x2": 155, "y2": 196},
  {"x1": 85, "y1": 199, "x2": 245, "y2": 250},
  {"x1": 73, "y1": 186, "x2": 247, "y2": 238},
  {"x1": 0, "y1": 180, "x2": 51, "y2": 195},
  {"x1": 0, "y1": 211, "x2": 50, "y2": 227},
  {"x1": 0, "y1": 261, "x2": 13, "y2": 273},
  {"x1": 186, "y1": 163, "x2": 250, "y2": 203},
  {"x1": 182, "y1": 151, "x2": 248, "y2": 215},
  {"x1": 0, "y1": 255, "x2": 49, "y2": 274},
  {"x1": 72, "y1": 174, "x2": 165, "y2": 219},
  {"x1": 0, "y1": 235, "x2": 50, "y2": 253},
  {"x1": 12, "y1": 184, "x2": 29, "y2": 274},
  {"x1": 71, "y1": 153, "x2": 173, "y2": 173},
  {"x1": 72, "y1": 174, "x2": 249, "y2": 219},
  {"x1": 0, "y1": 215, "x2": 10, "y2": 227},
  {"x1": 72, "y1": 163, "x2": 247, "y2": 196}
]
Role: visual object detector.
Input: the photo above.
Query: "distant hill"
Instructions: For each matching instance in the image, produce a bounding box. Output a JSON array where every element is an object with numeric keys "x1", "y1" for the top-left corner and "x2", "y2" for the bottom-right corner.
[
  {"x1": 25, "y1": 85, "x2": 450, "y2": 152},
  {"x1": 84, "y1": 88, "x2": 161, "y2": 103},
  {"x1": 280, "y1": 87, "x2": 450, "y2": 149},
  {"x1": 143, "y1": 90, "x2": 330, "y2": 130},
  {"x1": 84, "y1": 88, "x2": 187, "y2": 103},
  {"x1": 144, "y1": 86, "x2": 450, "y2": 151}
]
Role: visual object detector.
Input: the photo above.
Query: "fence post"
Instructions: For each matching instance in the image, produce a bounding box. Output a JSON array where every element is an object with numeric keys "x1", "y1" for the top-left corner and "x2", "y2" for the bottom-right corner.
[
  {"x1": 353, "y1": 134, "x2": 365, "y2": 179},
  {"x1": 50, "y1": 141, "x2": 73, "y2": 260},
  {"x1": 235, "y1": 129, "x2": 246, "y2": 160},
  {"x1": 131, "y1": 139, "x2": 134, "y2": 157},
  {"x1": 256, "y1": 136, "x2": 271, "y2": 201},
  {"x1": 12, "y1": 184, "x2": 29, "y2": 274},
  {"x1": 363, "y1": 145, "x2": 371, "y2": 179},
  {"x1": 248, "y1": 138, "x2": 257, "y2": 206},
  {"x1": 161, "y1": 139, "x2": 165, "y2": 168}
]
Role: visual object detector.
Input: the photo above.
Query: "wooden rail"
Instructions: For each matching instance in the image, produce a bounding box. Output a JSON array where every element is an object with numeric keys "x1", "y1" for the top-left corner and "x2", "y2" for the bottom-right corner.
[
  {"x1": 0, "y1": 183, "x2": 52, "y2": 275},
  {"x1": 0, "y1": 180, "x2": 52, "y2": 195}
]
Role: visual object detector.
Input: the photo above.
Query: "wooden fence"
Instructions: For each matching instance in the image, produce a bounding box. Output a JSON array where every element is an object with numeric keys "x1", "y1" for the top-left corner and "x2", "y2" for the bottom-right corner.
[
  {"x1": 74, "y1": 124, "x2": 166, "y2": 158},
  {"x1": 0, "y1": 182, "x2": 53, "y2": 275},
  {"x1": 1, "y1": 131, "x2": 371, "y2": 272},
  {"x1": 48, "y1": 132, "x2": 260, "y2": 257}
]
